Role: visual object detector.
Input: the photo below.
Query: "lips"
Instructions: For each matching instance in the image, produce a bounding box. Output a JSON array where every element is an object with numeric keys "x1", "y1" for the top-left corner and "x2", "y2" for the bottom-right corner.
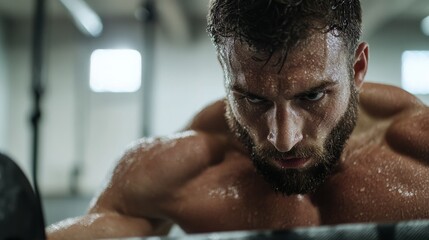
[{"x1": 274, "y1": 157, "x2": 310, "y2": 169}]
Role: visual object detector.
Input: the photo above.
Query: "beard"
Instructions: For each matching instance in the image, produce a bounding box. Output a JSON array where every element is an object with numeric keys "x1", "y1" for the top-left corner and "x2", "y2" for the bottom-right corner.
[{"x1": 225, "y1": 83, "x2": 359, "y2": 196}]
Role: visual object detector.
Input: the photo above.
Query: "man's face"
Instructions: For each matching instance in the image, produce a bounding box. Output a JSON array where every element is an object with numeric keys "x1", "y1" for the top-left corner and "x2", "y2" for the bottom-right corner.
[{"x1": 220, "y1": 33, "x2": 359, "y2": 195}]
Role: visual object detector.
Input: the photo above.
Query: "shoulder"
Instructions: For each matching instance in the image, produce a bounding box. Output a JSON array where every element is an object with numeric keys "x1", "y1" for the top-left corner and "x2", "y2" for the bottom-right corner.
[
  {"x1": 117, "y1": 131, "x2": 230, "y2": 188},
  {"x1": 125, "y1": 131, "x2": 230, "y2": 171},
  {"x1": 360, "y1": 83, "x2": 429, "y2": 161},
  {"x1": 359, "y1": 82, "x2": 425, "y2": 118},
  {"x1": 184, "y1": 99, "x2": 229, "y2": 133},
  {"x1": 92, "y1": 130, "x2": 231, "y2": 214},
  {"x1": 185, "y1": 99, "x2": 248, "y2": 154}
]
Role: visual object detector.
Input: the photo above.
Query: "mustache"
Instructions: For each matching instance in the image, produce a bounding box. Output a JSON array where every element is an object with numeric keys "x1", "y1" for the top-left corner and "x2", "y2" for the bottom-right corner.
[{"x1": 253, "y1": 145, "x2": 324, "y2": 161}]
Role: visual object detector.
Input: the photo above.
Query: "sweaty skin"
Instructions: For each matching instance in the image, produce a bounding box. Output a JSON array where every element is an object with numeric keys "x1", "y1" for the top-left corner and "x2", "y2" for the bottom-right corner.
[{"x1": 47, "y1": 35, "x2": 429, "y2": 239}]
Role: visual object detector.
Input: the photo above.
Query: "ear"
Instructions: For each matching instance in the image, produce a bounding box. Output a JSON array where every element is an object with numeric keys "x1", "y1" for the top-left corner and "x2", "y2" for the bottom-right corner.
[{"x1": 353, "y1": 42, "x2": 369, "y2": 90}]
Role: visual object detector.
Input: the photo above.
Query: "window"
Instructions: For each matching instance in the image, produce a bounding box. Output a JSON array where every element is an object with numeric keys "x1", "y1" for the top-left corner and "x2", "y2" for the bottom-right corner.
[
  {"x1": 90, "y1": 49, "x2": 142, "y2": 93},
  {"x1": 402, "y1": 51, "x2": 429, "y2": 95}
]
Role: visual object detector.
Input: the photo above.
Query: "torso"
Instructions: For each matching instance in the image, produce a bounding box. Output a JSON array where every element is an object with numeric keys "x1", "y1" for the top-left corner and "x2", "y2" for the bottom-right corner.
[{"x1": 161, "y1": 83, "x2": 429, "y2": 233}]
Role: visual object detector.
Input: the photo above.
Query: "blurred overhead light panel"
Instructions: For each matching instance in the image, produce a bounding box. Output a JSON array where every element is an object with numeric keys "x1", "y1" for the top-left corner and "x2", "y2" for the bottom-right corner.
[
  {"x1": 402, "y1": 51, "x2": 429, "y2": 94},
  {"x1": 58, "y1": 0, "x2": 103, "y2": 37},
  {"x1": 422, "y1": 16, "x2": 429, "y2": 36},
  {"x1": 90, "y1": 49, "x2": 142, "y2": 93}
]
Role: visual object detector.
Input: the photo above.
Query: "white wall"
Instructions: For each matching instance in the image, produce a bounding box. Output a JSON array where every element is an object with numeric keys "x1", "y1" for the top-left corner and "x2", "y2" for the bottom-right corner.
[
  {"x1": 365, "y1": 18, "x2": 429, "y2": 104},
  {"x1": 152, "y1": 30, "x2": 224, "y2": 135},
  {"x1": 0, "y1": 19, "x2": 10, "y2": 152}
]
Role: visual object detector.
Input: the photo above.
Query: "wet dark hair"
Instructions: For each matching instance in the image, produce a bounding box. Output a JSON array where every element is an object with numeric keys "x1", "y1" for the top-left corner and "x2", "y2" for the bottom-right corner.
[{"x1": 207, "y1": 0, "x2": 362, "y2": 65}]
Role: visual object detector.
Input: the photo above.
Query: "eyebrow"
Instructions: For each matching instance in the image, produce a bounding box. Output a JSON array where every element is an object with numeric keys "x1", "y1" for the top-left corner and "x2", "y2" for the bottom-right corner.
[
  {"x1": 294, "y1": 80, "x2": 338, "y2": 98},
  {"x1": 231, "y1": 80, "x2": 338, "y2": 99},
  {"x1": 231, "y1": 84, "x2": 266, "y2": 99}
]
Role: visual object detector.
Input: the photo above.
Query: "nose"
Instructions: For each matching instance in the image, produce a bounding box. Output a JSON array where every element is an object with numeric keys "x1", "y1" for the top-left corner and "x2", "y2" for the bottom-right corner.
[{"x1": 267, "y1": 104, "x2": 303, "y2": 152}]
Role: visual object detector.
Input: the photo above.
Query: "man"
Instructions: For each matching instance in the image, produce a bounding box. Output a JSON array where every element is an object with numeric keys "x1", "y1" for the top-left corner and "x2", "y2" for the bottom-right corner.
[{"x1": 47, "y1": 0, "x2": 429, "y2": 239}]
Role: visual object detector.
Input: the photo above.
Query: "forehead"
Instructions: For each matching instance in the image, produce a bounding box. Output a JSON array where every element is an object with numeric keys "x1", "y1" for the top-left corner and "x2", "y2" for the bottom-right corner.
[
  {"x1": 220, "y1": 33, "x2": 349, "y2": 94},
  {"x1": 223, "y1": 32, "x2": 346, "y2": 72}
]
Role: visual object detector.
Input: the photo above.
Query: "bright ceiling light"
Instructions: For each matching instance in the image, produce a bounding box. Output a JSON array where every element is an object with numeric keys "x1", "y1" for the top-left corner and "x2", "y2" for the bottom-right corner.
[
  {"x1": 90, "y1": 49, "x2": 142, "y2": 93},
  {"x1": 402, "y1": 51, "x2": 429, "y2": 95},
  {"x1": 421, "y1": 16, "x2": 429, "y2": 36}
]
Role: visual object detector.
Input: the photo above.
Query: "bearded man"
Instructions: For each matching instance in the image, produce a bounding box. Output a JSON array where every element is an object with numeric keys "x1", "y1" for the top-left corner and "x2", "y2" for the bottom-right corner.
[{"x1": 47, "y1": 0, "x2": 429, "y2": 239}]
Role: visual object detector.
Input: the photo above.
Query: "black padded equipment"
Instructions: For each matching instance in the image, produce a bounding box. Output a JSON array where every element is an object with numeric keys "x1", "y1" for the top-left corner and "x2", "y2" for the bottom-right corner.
[{"x1": 0, "y1": 153, "x2": 45, "y2": 240}]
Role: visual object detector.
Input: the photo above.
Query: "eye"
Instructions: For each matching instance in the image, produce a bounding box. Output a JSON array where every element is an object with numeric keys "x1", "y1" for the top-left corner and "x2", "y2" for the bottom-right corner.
[
  {"x1": 245, "y1": 95, "x2": 265, "y2": 104},
  {"x1": 301, "y1": 91, "x2": 325, "y2": 101}
]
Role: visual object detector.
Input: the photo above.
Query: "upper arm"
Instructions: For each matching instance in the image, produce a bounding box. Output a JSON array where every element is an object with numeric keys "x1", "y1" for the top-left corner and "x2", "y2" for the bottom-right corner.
[
  {"x1": 48, "y1": 131, "x2": 228, "y2": 239},
  {"x1": 91, "y1": 131, "x2": 230, "y2": 223}
]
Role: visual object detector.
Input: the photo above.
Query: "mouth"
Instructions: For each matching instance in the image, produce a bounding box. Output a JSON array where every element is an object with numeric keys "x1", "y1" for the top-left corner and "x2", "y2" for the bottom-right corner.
[{"x1": 273, "y1": 157, "x2": 311, "y2": 169}]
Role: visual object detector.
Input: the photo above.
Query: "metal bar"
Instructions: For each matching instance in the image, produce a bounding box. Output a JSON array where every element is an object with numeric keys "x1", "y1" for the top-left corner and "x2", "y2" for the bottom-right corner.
[
  {"x1": 141, "y1": 0, "x2": 157, "y2": 137},
  {"x1": 30, "y1": 0, "x2": 47, "y2": 234}
]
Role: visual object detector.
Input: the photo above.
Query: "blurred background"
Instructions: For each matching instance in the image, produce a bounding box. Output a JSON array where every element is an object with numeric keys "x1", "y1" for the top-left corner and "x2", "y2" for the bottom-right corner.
[{"x1": 0, "y1": 0, "x2": 428, "y2": 228}]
